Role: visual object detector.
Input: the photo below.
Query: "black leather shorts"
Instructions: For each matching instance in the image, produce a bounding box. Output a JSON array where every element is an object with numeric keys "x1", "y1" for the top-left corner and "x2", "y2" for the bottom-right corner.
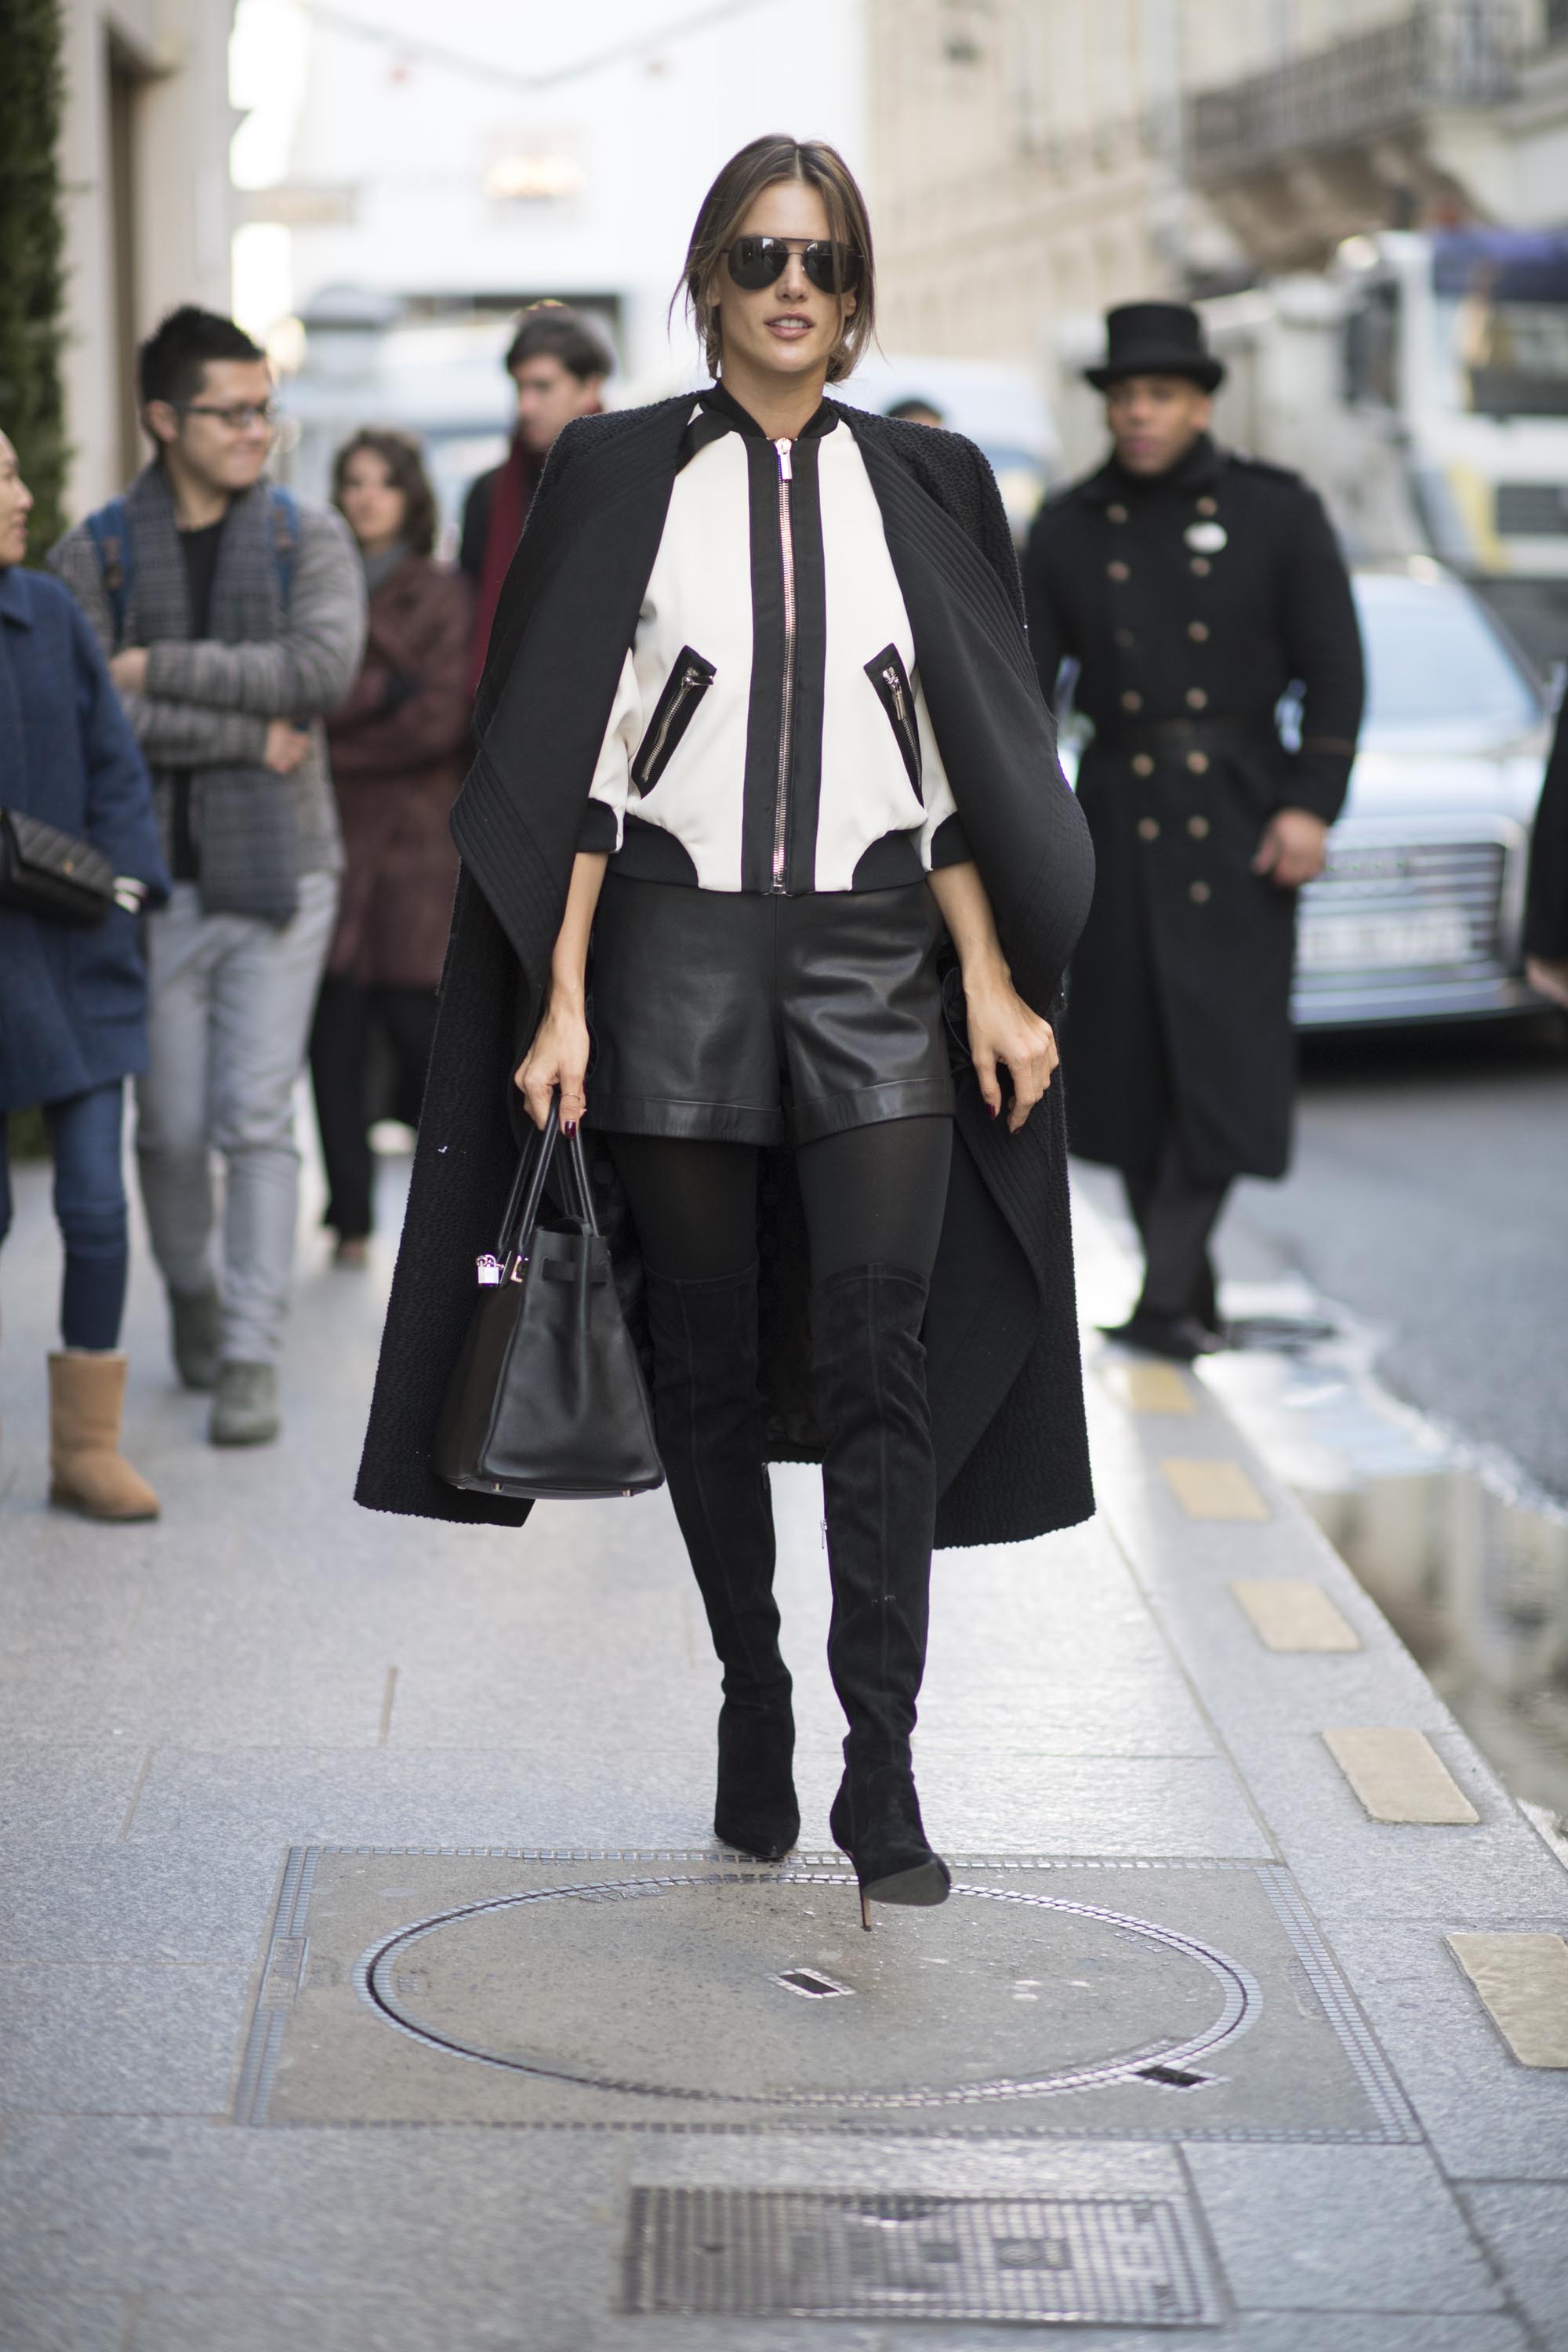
[{"x1": 589, "y1": 875, "x2": 954, "y2": 1146}]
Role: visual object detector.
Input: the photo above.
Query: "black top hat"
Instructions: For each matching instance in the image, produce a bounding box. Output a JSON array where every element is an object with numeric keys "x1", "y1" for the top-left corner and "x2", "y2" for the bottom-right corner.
[{"x1": 1085, "y1": 302, "x2": 1225, "y2": 393}]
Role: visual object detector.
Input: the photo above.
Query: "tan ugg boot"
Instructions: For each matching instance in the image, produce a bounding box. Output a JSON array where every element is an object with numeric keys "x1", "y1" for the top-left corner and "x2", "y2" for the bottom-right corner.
[{"x1": 47, "y1": 1353, "x2": 161, "y2": 1523}]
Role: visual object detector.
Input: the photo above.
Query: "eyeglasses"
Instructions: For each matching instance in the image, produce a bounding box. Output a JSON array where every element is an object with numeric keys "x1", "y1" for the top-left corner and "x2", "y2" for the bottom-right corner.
[
  {"x1": 172, "y1": 401, "x2": 279, "y2": 432},
  {"x1": 725, "y1": 237, "x2": 862, "y2": 296}
]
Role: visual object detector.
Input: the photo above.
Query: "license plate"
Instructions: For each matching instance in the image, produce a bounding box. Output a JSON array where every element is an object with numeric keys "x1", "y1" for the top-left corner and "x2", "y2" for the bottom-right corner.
[{"x1": 1298, "y1": 909, "x2": 1474, "y2": 971}]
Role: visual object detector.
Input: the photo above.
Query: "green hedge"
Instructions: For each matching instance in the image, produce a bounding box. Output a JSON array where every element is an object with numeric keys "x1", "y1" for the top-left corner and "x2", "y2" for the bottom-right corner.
[{"x1": 0, "y1": 0, "x2": 68, "y2": 558}]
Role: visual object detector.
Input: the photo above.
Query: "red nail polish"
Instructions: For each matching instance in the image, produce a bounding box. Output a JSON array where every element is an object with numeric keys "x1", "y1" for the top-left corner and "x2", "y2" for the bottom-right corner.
[
  {"x1": 564, "y1": 1120, "x2": 578, "y2": 1138},
  {"x1": 987, "y1": 1101, "x2": 999, "y2": 1120}
]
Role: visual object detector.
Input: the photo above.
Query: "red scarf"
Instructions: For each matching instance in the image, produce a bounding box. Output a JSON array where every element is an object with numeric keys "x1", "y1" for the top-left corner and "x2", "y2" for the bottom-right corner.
[
  {"x1": 470, "y1": 434, "x2": 541, "y2": 695},
  {"x1": 469, "y1": 401, "x2": 604, "y2": 696}
]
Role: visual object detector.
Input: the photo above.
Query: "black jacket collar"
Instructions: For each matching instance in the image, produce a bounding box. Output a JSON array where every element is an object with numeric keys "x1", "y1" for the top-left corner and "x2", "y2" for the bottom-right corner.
[
  {"x1": 1083, "y1": 432, "x2": 1224, "y2": 504},
  {"x1": 698, "y1": 380, "x2": 838, "y2": 442}
]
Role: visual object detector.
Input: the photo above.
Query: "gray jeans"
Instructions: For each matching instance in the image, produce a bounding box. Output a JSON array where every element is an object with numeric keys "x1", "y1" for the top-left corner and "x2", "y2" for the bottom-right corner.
[{"x1": 135, "y1": 873, "x2": 338, "y2": 1364}]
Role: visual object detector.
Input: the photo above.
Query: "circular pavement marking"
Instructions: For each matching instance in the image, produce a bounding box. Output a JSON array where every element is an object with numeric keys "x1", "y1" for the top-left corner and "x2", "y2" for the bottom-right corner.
[{"x1": 354, "y1": 1869, "x2": 1260, "y2": 2107}]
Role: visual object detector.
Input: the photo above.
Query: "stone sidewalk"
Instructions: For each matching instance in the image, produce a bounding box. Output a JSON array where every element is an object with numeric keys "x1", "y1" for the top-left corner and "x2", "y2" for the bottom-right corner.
[{"x1": 1, "y1": 1134, "x2": 1566, "y2": 2349}]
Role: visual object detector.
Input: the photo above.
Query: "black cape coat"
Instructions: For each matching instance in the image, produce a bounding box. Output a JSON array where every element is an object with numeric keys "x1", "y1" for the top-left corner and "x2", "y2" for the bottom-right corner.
[
  {"x1": 1024, "y1": 436, "x2": 1364, "y2": 1185},
  {"x1": 355, "y1": 393, "x2": 1096, "y2": 1547}
]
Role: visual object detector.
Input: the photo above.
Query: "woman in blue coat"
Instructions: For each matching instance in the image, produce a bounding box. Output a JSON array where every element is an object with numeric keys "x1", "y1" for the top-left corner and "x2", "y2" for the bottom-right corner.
[{"x1": 0, "y1": 430, "x2": 170, "y2": 1519}]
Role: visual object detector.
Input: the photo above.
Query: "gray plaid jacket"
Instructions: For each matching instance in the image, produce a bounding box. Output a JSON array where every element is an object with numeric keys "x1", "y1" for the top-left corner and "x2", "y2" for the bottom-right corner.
[{"x1": 50, "y1": 473, "x2": 365, "y2": 886}]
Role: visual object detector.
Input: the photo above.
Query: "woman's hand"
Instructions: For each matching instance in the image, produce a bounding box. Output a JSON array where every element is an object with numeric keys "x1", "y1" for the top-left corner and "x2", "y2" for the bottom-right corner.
[
  {"x1": 514, "y1": 996, "x2": 590, "y2": 1134},
  {"x1": 964, "y1": 964, "x2": 1058, "y2": 1134},
  {"x1": 924, "y1": 860, "x2": 1058, "y2": 1134},
  {"x1": 512, "y1": 850, "x2": 609, "y2": 1133}
]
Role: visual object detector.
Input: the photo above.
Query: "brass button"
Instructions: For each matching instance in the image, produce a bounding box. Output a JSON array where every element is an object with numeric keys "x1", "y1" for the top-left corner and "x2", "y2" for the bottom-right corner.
[
  {"x1": 1113, "y1": 627, "x2": 1134, "y2": 648},
  {"x1": 1120, "y1": 689, "x2": 1142, "y2": 713},
  {"x1": 1190, "y1": 556, "x2": 1211, "y2": 577},
  {"x1": 1188, "y1": 620, "x2": 1210, "y2": 642},
  {"x1": 1107, "y1": 502, "x2": 1128, "y2": 523},
  {"x1": 1138, "y1": 816, "x2": 1160, "y2": 842},
  {"x1": 1188, "y1": 814, "x2": 1210, "y2": 840},
  {"x1": 1186, "y1": 750, "x2": 1210, "y2": 775},
  {"x1": 1190, "y1": 879, "x2": 1211, "y2": 903},
  {"x1": 1185, "y1": 688, "x2": 1207, "y2": 710},
  {"x1": 1196, "y1": 495, "x2": 1218, "y2": 517},
  {"x1": 1108, "y1": 560, "x2": 1130, "y2": 582},
  {"x1": 1131, "y1": 753, "x2": 1155, "y2": 777}
]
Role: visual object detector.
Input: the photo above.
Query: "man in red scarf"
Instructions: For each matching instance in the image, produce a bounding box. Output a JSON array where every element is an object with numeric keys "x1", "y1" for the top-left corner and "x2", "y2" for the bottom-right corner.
[{"x1": 459, "y1": 306, "x2": 612, "y2": 692}]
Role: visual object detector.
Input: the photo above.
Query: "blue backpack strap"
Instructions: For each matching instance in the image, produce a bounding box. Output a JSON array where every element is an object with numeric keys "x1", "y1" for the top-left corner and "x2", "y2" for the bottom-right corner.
[
  {"x1": 267, "y1": 484, "x2": 299, "y2": 611},
  {"x1": 84, "y1": 496, "x2": 132, "y2": 647}
]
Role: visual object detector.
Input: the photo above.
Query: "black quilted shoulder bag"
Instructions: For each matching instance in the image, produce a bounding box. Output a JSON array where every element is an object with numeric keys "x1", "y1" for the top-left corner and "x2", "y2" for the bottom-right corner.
[
  {"x1": 0, "y1": 808, "x2": 139, "y2": 926},
  {"x1": 433, "y1": 1112, "x2": 663, "y2": 1503}
]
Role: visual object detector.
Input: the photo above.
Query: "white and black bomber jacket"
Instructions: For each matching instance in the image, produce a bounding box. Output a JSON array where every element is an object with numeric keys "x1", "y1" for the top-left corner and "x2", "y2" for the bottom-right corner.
[{"x1": 577, "y1": 387, "x2": 971, "y2": 895}]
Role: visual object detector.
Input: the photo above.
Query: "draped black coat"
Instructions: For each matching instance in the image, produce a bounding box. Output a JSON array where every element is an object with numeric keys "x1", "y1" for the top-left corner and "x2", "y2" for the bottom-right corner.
[
  {"x1": 354, "y1": 394, "x2": 1096, "y2": 1547},
  {"x1": 1025, "y1": 438, "x2": 1364, "y2": 1185}
]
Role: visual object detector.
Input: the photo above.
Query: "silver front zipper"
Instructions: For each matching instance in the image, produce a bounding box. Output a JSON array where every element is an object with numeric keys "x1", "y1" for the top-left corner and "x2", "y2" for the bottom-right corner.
[
  {"x1": 772, "y1": 437, "x2": 797, "y2": 892},
  {"x1": 636, "y1": 661, "x2": 706, "y2": 788}
]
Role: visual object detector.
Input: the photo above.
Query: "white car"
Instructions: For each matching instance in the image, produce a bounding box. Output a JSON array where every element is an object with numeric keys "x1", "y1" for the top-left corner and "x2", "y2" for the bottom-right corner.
[{"x1": 1294, "y1": 562, "x2": 1550, "y2": 1028}]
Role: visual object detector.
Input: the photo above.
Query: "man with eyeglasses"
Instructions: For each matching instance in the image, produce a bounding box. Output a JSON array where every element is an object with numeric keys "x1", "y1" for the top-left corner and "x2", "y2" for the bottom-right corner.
[{"x1": 51, "y1": 305, "x2": 365, "y2": 1446}]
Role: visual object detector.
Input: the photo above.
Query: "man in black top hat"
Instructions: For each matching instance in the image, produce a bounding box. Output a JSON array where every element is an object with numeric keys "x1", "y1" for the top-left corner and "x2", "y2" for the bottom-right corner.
[{"x1": 1024, "y1": 302, "x2": 1364, "y2": 1359}]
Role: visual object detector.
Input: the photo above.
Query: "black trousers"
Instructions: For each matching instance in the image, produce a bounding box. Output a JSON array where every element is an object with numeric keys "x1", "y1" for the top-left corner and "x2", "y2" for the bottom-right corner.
[
  {"x1": 309, "y1": 977, "x2": 438, "y2": 1240},
  {"x1": 1123, "y1": 1130, "x2": 1229, "y2": 1326}
]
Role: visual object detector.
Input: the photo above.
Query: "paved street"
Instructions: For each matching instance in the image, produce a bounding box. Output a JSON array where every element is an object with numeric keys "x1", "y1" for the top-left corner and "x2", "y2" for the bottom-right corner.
[
  {"x1": 1223, "y1": 1017, "x2": 1568, "y2": 1504},
  {"x1": 2, "y1": 1142, "x2": 1567, "y2": 2347}
]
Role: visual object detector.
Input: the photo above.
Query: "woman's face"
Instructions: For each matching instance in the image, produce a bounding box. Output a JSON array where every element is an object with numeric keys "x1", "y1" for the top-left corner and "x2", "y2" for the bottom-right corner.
[
  {"x1": 0, "y1": 433, "x2": 34, "y2": 568},
  {"x1": 709, "y1": 176, "x2": 856, "y2": 388},
  {"x1": 339, "y1": 448, "x2": 408, "y2": 553}
]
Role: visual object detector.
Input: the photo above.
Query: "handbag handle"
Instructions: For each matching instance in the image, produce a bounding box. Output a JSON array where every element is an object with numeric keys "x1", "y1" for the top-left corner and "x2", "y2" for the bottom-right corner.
[{"x1": 495, "y1": 1096, "x2": 601, "y2": 1264}]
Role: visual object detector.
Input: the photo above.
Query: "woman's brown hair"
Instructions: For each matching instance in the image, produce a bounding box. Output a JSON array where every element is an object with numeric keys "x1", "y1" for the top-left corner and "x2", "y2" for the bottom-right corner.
[
  {"x1": 331, "y1": 427, "x2": 438, "y2": 558},
  {"x1": 676, "y1": 135, "x2": 876, "y2": 386}
]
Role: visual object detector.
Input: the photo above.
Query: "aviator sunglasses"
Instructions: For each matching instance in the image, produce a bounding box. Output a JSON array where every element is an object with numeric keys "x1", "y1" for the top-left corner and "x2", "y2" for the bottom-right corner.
[{"x1": 725, "y1": 236, "x2": 862, "y2": 296}]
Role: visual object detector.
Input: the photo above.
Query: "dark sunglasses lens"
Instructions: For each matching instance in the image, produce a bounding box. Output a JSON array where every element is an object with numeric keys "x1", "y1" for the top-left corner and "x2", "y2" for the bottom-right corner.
[
  {"x1": 728, "y1": 238, "x2": 788, "y2": 290},
  {"x1": 804, "y1": 243, "x2": 861, "y2": 295}
]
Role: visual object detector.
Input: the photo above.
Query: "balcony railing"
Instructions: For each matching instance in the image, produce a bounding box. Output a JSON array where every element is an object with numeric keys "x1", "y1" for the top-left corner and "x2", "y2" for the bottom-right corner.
[{"x1": 1185, "y1": 2, "x2": 1523, "y2": 186}]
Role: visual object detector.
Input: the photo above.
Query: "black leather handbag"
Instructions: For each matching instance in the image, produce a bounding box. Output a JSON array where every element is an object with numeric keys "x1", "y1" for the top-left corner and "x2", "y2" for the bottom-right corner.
[
  {"x1": 0, "y1": 808, "x2": 122, "y2": 926},
  {"x1": 433, "y1": 1115, "x2": 663, "y2": 1502}
]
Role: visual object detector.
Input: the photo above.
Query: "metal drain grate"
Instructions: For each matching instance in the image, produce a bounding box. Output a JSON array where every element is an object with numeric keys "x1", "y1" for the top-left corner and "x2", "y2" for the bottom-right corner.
[{"x1": 621, "y1": 2187, "x2": 1221, "y2": 2325}]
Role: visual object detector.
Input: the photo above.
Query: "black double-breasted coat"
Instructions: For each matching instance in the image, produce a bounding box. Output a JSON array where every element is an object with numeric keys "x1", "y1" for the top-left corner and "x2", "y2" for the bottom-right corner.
[
  {"x1": 355, "y1": 394, "x2": 1097, "y2": 1546},
  {"x1": 1023, "y1": 434, "x2": 1364, "y2": 1184}
]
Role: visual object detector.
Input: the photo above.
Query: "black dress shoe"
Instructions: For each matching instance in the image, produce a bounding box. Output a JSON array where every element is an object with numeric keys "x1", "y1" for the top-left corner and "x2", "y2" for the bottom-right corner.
[{"x1": 1098, "y1": 1309, "x2": 1226, "y2": 1362}]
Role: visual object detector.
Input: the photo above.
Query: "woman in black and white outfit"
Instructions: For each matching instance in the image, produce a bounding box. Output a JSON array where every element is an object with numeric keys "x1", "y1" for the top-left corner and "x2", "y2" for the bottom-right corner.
[{"x1": 358, "y1": 138, "x2": 1095, "y2": 1926}]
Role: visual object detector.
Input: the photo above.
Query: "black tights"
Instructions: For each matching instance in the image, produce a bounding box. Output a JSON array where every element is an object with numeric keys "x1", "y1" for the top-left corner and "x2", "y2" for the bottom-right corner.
[{"x1": 608, "y1": 1117, "x2": 953, "y2": 1287}]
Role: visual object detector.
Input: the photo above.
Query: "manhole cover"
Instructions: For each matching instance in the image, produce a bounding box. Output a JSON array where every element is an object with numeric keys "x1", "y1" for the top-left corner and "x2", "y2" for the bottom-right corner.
[
  {"x1": 360, "y1": 1870, "x2": 1253, "y2": 2106},
  {"x1": 236, "y1": 1848, "x2": 1416, "y2": 2140},
  {"x1": 621, "y1": 2187, "x2": 1222, "y2": 2325}
]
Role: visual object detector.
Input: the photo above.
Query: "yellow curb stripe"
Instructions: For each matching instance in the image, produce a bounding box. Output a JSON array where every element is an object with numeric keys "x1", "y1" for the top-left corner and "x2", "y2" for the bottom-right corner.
[
  {"x1": 1322, "y1": 1727, "x2": 1479, "y2": 1824},
  {"x1": 1161, "y1": 1457, "x2": 1270, "y2": 1521},
  {"x1": 1231, "y1": 1580, "x2": 1361, "y2": 1653},
  {"x1": 1105, "y1": 1362, "x2": 1196, "y2": 1415},
  {"x1": 1447, "y1": 1933, "x2": 1568, "y2": 2067}
]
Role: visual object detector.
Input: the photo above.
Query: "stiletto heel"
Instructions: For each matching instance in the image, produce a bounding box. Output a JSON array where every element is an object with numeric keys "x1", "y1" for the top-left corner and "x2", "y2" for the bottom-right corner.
[{"x1": 831, "y1": 1767, "x2": 950, "y2": 1929}]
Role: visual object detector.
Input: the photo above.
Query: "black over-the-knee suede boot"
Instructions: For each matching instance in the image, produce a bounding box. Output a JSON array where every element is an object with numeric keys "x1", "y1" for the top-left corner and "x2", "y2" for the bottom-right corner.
[
  {"x1": 643, "y1": 1262, "x2": 799, "y2": 1860},
  {"x1": 813, "y1": 1261, "x2": 949, "y2": 1926}
]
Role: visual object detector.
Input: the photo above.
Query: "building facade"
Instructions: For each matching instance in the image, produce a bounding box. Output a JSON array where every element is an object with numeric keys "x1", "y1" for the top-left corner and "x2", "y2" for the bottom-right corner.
[
  {"x1": 57, "y1": 0, "x2": 238, "y2": 517},
  {"x1": 866, "y1": 0, "x2": 1568, "y2": 361}
]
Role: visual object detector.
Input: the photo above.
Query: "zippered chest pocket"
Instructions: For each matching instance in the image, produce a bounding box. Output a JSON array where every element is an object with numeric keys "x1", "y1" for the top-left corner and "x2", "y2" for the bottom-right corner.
[
  {"x1": 631, "y1": 647, "x2": 716, "y2": 795},
  {"x1": 865, "y1": 644, "x2": 923, "y2": 803}
]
